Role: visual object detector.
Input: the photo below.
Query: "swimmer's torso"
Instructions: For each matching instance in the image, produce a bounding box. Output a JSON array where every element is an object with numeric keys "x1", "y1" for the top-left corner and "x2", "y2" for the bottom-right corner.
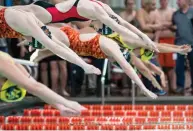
[
  {"x1": 61, "y1": 26, "x2": 106, "y2": 59},
  {"x1": 33, "y1": 0, "x2": 89, "y2": 23},
  {"x1": 0, "y1": 8, "x2": 23, "y2": 38}
]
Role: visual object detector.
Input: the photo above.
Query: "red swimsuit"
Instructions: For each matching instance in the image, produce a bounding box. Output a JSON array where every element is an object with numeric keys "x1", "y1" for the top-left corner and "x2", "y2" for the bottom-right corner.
[
  {"x1": 34, "y1": 0, "x2": 103, "y2": 23},
  {"x1": 61, "y1": 26, "x2": 106, "y2": 59}
]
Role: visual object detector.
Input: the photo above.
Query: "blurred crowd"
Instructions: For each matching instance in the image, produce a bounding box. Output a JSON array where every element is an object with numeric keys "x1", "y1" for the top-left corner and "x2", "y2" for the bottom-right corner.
[{"x1": 1, "y1": 0, "x2": 193, "y2": 98}]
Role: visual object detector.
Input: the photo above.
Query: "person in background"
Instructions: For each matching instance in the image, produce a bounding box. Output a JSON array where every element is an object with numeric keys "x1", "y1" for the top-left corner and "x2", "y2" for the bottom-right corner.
[
  {"x1": 120, "y1": 0, "x2": 136, "y2": 25},
  {"x1": 151, "y1": 0, "x2": 176, "y2": 95},
  {"x1": 136, "y1": 0, "x2": 167, "y2": 96},
  {"x1": 172, "y1": 0, "x2": 193, "y2": 95},
  {"x1": 136, "y1": 0, "x2": 162, "y2": 40}
]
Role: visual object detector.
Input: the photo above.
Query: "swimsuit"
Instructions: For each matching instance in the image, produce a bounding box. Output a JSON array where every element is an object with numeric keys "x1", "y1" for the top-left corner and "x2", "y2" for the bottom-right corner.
[
  {"x1": 61, "y1": 26, "x2": 107, "y2": 59},
  {"x1": 0, "y1": 51, "x2": 26, "y2": 103},
  {"x1": 34, "y1": 0, "x2": 89, "y2": 23},
  {"x1": 0, "y1": 8, "x2": 23, "y2": 38}
]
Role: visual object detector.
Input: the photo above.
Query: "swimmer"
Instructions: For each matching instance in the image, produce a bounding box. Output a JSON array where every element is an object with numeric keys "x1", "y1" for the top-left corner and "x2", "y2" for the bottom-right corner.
[{"x1": 0, "y1": 51, "x2": 86, "y2": 116}]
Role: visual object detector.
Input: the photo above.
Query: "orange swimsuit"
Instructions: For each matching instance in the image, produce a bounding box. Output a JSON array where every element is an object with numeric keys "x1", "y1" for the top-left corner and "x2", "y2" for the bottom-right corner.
[
  {"x1": 0, "y1": 8, "x2": 23, "y2": 38},
  {"x1": 60, "y1": 26, "x2": 107, "y2": 59}
]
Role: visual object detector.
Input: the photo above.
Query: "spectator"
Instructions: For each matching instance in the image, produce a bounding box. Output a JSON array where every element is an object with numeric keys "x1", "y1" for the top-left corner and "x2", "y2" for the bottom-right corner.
[
  {"x1": 119, "y1": 0, "x2": 136, "y2": 25},
  {"x1": 151, "y1": 0, "x2": 177, "y2": 95},
  {"x1": 136, "y1": 0, "x2": 161, "y2": 40},
  {"x1": 136, "y1": 0, "x2": 166, "y2": 95},
  {"x1": 172, "y1": 0, "x2": 193, "y2": 95},
  {"x1": 152, "y1": 0, "x2": 176, "y2": 42}
]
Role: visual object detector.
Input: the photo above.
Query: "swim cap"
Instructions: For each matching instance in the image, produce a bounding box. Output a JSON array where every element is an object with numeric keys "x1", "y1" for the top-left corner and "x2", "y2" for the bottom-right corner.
[
  {"x1": 0, "y1": 80, "x2": 26, "y2": 102},
  {"x1": 140, "y1": 48, "x2": 154, "y2": 61}
]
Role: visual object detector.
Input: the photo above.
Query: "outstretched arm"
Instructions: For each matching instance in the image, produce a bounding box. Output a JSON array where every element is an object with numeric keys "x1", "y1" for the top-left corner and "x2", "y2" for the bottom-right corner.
[
  {"x1": 98, "y1": 2, "x2": 158, "y2": 51},
  {"x1": 143, "y1": 60, "x2": 166, "y2": 88},
  {"x1": 91, "y1": 4, "x2": 158, "y2": 51},
  {"x1": 156, "y1": 43, "x2": 192, "y2": 55},
  {"x1": 0, "y1": 53, "x2": 86, "y2": 115},
  {"x1": 99, "y1": 2, "x2": 146, "y2": 36},
  {"x1": 158, "y1": 43, "x2": 191, "y2": 49},
  {"x1": 100, "y1": 36, "x2": 157, "y2": 99},
  {"x1": 130, "y1": 52, "x2": 163, "y2": 90}
]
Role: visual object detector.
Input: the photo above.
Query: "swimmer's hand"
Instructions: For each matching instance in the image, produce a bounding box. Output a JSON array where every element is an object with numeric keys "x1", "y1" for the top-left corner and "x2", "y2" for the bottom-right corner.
[
  {"x1": 142, "y1": 88, "x2": 158, "y2": 99},
  {"x1": 84, "y1": 64, "x2": 101, "y2": 75},
  {"x1": 151, "y1": 78, "x2": 163, "y2": 91},
  {"x1": 142, "y1": 35, "x2": 159, "y2": 53},
  {"x1": 151, "y1": 71, "x2": 166, "y2": 90},
  {"x1": 55, "y1": 101, "x2": 87, "y2": 116},
  {"x1": 55, "y1": 104, "x2": 79, "y2": 116},
  {"x1": 178, "y1": 45, "x2": 192, "y2": 55}
]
